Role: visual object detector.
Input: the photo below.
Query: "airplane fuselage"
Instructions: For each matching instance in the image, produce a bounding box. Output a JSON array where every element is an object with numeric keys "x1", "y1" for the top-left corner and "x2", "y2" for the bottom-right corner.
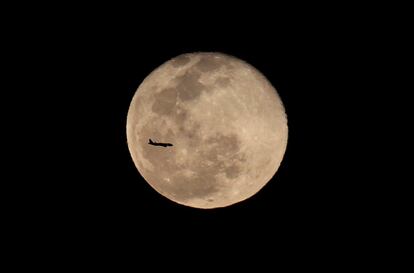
[
  {"x1": 149, "y1": 143, "x2": 172, "y2": 147},
  {"x1": 148, "y1": 139, "x2": 173, "y2": 147}
]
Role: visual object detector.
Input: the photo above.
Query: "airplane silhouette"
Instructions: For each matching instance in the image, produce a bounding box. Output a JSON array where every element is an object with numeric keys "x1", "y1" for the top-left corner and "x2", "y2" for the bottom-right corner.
[{"x1": 148, "y1": 139, "x2": 173, "y2": 147}]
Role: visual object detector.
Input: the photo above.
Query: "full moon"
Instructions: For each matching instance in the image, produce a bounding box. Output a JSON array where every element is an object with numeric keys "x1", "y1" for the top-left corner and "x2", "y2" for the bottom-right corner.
[{"x1": 127, "y1": 52, "x2": 288, "y2": 209}]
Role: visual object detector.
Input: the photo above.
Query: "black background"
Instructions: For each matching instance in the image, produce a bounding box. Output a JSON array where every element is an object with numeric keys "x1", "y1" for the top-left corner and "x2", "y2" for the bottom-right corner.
[
  {"x1": 8, "y1": 3, "x2": 390, "y2": 264},
  {"x1": 61, "y1": 24, "x2": 353, "y2": 241}
]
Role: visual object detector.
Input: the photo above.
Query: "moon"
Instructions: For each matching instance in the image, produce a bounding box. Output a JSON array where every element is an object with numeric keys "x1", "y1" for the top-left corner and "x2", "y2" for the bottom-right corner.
[{"x1": 126, "y1": 52, "x2": 288, "y2": 209}]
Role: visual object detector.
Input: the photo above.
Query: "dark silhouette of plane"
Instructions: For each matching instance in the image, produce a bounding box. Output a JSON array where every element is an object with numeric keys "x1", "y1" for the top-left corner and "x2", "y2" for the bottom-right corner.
[{"x1": 148, "y1": 139, "x2": 173, "y2": 147}]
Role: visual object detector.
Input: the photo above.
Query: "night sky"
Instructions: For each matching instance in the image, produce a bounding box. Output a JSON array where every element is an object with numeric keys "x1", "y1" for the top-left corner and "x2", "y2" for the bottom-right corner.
[
  {"x1": 62, "y1": 25, "x2": 351, "y2": 243},
  {"x1": 12, "y1": 4, "x2": 380, "y2": 262}
]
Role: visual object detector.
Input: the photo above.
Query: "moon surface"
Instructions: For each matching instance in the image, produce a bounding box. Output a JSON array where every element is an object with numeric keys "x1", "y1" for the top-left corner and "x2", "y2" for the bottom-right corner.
[{"x1": 127, "y1": 52, "x2": 288, "y2": 209}]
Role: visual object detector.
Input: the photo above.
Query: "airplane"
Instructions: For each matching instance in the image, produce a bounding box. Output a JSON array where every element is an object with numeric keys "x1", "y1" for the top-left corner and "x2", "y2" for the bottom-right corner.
[{"x1": 148, "y1": 139, "x2": 173, "y2": 147}]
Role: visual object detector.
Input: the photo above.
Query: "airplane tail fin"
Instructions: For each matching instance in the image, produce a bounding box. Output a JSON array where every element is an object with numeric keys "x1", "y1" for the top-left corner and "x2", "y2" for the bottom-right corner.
[{"x1": 149, "y1": 139, "x2": 154, "y2": 144}]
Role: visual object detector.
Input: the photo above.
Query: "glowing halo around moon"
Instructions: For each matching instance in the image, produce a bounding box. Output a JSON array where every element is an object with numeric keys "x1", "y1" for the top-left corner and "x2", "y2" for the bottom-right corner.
[{"x1": 126, "y1": 52, "x2": 288, "y2": 209}]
